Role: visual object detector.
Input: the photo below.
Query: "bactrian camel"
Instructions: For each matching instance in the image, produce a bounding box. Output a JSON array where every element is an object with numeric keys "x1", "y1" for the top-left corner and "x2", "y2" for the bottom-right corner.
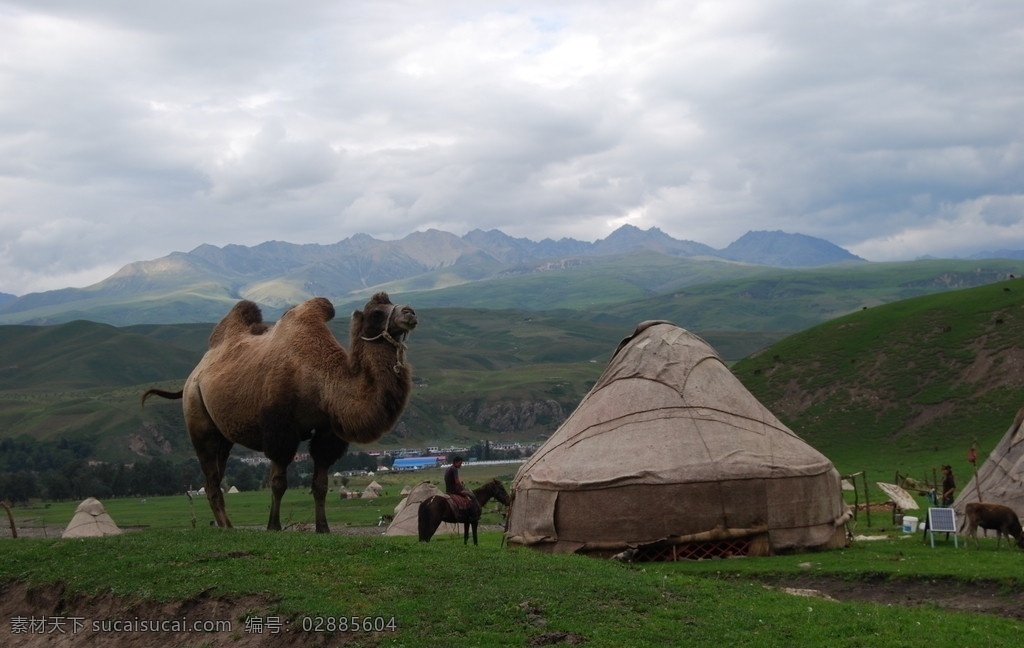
[{"x1": 142, "y1": 293, "x2": 417, "y2": 533}]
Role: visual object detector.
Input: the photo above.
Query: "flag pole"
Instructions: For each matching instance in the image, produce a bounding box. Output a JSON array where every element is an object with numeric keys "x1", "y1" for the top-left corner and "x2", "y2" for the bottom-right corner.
[{"x1": 968, "y1": 441, "x2": 982, "y2": 502}]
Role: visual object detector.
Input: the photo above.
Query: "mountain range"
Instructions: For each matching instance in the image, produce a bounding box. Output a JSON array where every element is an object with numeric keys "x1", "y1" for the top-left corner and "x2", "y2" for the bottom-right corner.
[{"x1": 0, "y1": 226, "x2": 863, "y2": 325}]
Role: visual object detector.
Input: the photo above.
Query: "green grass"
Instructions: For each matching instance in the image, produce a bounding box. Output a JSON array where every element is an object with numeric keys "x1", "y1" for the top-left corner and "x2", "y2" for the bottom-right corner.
[
  {"x1": 2, "y1": 526, "x2": 1022, "y2": 647},
  {"x1": 3, "y1": 469, "x2": 1023, "y2": 648},
  {"x1": 8, "y1": 466, "x2": 516, "y2": 533}
]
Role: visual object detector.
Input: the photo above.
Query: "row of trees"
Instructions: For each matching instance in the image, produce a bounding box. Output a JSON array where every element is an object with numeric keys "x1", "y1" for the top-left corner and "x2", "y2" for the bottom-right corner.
[{"x1": 0, "y1": 449, "x2": 387, "y2": 505}]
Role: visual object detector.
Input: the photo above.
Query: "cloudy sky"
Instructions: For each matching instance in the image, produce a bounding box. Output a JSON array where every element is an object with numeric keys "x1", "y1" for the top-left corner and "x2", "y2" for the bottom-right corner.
[{"x1": 2, "y1": 1, "x2": 1023, "y2": 295}]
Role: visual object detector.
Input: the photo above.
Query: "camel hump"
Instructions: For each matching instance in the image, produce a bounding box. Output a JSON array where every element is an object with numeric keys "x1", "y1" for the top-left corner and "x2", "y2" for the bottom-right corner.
[
  {"x1": 281, "y1": 297, "x2": 336, "y2": 326},
  {"x1": 208, "y1": 300, "x2": 267, "y2": 347},
  {"x1": 306, "y1": 297, "x2": 336, "y2": 321}
]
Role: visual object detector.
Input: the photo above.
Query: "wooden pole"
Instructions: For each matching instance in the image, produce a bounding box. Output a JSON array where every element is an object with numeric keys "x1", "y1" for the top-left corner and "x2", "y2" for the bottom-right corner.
[
  {"x1": 1, "y1": 499, "x2": 17, "y2": 539},
  {"x1": 861, "y1": 471, "x2": 871, "y2": 528},
  {"x1": 843, "y1": 471, "x2": 861, "y2": 521},
  {"x1": 969, "y1": 441, "x2": 982, "y2": 502}
]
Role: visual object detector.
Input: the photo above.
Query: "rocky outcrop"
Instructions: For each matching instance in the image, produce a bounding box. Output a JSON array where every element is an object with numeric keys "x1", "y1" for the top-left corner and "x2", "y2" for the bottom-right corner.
[{"x1": 454, "y1": 399, "x2": 566, "y2": 434}]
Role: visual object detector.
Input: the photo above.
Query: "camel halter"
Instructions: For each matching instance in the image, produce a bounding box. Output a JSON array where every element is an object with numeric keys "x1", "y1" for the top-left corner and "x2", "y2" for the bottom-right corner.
[{"x1": 360, "y1": 303, "x2": 410, "y2": 374}]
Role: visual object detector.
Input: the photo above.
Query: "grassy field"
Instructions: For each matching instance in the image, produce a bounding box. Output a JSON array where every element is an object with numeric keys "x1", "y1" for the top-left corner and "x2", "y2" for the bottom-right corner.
[
  {"x1": 2, "y1": 523, "x2": 1022, "y2": 646},
  {"x1": 5, "y1": 466, "x2": 519, "y2": 534},
  {"x1": 3, "y1": 467, "x2": 1024, "y2": 646}
]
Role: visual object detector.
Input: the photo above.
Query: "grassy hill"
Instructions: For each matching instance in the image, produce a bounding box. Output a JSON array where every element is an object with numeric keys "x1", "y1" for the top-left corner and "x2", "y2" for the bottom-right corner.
[
  {"x1": 0, "y1": 305, "x2": 785, "y2": 465},
  {"x1": 733, "y1": 277, "x2": 1024, "y2": 484},
  {"x1": 3, "y1": 268, "x2": 1024, "y2": 479}
]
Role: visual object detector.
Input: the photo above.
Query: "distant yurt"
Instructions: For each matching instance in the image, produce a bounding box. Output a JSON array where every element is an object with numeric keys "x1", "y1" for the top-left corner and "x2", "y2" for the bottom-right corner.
[
  {"x1": 384, "y1": 481, "x2": 459, "y2": 537},
  {"x1": 62, "y1": 497, "x2": 122, "y2": 538},
  {"x1": 361, "y1": 480, "x2": 384, "y2": 499},
  {"x1": 952, "y1": 407, "x2": 1024, "y2": 517},
  {"x1": 505, "y1": 321, "x2": 851, "y2": 559}
]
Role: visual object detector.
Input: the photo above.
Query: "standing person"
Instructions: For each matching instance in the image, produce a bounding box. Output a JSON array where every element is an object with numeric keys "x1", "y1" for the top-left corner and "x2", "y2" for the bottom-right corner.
[{"x1": 941, "y1": 464, "x2": 956, "y2": 506}]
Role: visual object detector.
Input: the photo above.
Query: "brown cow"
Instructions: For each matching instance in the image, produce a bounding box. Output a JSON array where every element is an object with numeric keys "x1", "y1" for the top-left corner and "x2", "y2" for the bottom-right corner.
[{"x1": 960, "y1": 502, "x2": 1024, "y2": 549}]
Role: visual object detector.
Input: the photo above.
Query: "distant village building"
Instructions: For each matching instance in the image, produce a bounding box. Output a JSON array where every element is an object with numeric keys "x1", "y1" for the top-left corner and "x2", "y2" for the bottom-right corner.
[{"x1": 391, "y1": 456, "x2": 445, "y2": 471}]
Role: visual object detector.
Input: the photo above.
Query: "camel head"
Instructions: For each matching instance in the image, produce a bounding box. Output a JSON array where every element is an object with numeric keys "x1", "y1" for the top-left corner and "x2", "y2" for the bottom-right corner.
[{"x1": 353, "y1": 292, "x2": 417, "y2": 343}]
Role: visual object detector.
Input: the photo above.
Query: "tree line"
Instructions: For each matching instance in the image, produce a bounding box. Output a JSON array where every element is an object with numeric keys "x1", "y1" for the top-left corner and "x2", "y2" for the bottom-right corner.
[{"x1": 0, "y1": 436, "x2": 384, "y2": 504}]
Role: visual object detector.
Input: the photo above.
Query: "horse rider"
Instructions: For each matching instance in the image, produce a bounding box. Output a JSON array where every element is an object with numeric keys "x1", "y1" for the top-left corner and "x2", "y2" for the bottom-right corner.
[{"x1": 445, "y1": 456, "x2": 479, "y2": 518}]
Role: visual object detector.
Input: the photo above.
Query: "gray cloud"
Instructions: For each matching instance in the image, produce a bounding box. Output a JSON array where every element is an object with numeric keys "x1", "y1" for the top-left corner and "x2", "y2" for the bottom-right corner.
[{"x1": 1, "y1": 0, "x2": 1023, "y2": 294}]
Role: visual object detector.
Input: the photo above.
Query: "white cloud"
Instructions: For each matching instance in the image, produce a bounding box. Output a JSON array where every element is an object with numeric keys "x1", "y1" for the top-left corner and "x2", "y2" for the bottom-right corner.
[{"x1": 1, "y1": 0, "x2": 1024, "y2": 294}]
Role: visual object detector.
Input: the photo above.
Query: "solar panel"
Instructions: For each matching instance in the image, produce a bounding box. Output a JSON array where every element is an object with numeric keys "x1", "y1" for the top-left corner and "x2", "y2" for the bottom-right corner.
[{"x1": 927, "y1": 507, "x2": 959, "y2": 548}]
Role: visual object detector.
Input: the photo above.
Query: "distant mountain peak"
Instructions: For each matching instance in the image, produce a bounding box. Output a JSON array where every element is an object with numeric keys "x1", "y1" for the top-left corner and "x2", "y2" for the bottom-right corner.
[
  {"x1": 719, "y1": 230, "x2": 864, "y2": 266},
  {"x1": 0, "y1": 226, "x2": 867, "y2": 324}
]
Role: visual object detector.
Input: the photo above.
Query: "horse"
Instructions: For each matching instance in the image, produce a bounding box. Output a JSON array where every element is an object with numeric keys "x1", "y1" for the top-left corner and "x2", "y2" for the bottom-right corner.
[{"x1": 418, "y1": 478, "x2": 510, "y2": 545}]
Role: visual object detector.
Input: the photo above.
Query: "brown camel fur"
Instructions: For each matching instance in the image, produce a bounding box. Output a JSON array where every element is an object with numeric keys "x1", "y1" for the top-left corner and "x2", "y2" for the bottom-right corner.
[{"x1": 142, "y1": 292, "x2": 417, "y2": 533}]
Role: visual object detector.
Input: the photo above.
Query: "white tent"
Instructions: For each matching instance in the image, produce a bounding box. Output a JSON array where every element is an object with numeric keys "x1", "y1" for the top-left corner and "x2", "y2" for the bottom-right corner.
[
  {"x1": 384, "y1": 481, "x2": 460, "y2": 537},
  {"x1": 62, "y1": 498, "x2": 122, "y2": 538},
  {"x1": 506, "y1": 321, "x2": 851, "y2": 558}
]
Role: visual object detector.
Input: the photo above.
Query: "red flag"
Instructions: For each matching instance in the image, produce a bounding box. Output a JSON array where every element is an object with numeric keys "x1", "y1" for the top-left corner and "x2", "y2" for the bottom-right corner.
[{"x1": 968, "y1": 444, "x2": 977, "y2": 464}]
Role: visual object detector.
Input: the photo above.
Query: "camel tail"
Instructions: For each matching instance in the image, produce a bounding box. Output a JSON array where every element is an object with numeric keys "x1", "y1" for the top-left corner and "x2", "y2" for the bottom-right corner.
[{"x1": 141, "y1": 388, "x2": 184, "y2": 406}]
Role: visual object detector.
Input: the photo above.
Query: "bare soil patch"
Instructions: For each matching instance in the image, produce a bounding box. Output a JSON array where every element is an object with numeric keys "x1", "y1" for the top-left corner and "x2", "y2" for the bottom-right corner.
[
  {"x1": 3, "y1": 574, "x2": 1022, "y2": 647},
  {"x1": 759, "y1": 573, "x2": 1024, "y2": 620}
]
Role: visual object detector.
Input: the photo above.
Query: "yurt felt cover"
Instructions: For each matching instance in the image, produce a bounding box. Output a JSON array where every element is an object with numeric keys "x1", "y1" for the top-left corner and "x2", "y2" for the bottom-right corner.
[
  {"x1": 62, "y1": 497, "x2": 122, "y2": 538},
  {"x1": 952, "y1": 407, "x2": 1024, "y2": 518},
  {"x1": 384, "y1": 481, "x2": 460, "y2": 537},
  {"x1": 506, "y1": 321, "x2": 850, "y2": 555}
]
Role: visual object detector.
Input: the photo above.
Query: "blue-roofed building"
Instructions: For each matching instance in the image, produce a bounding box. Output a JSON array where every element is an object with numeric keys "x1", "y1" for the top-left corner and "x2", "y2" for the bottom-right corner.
[{"x1": 392, "y1": 457, "x2": 444, "y2": 471}]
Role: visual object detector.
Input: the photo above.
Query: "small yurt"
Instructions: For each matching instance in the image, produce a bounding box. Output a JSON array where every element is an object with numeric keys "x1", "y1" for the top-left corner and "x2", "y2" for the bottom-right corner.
[
  {"x1": 385, "y1": 482, "x2": 459, "y2": 537},
  {"x1": 361, "y1": 481, "x2": 384, "y2": 499},
  {"x1": 62, "y1": 498, "x2": 122, "y2": 538},
  {"x1": 505, "y1": 321, "x2": 850, "y2": 559}
]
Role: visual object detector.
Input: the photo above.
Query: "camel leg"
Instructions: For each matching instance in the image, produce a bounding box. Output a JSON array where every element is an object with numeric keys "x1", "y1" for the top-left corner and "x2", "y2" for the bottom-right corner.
[
  {"x1": 267, "y1": 459, "x2": 290, "y2": 531},
  {"x1": 191, "y1": 428, "x2": 234, "y2": 528},
  {"x1": 263, "y1": 425, "x2": 304, "y2": 532},
  {"x1": 309, "y1": 465, "x2": 330, "y2": 534},
  {"x1": 309, "y1": 432, "x2": 349, "y2": 534}
]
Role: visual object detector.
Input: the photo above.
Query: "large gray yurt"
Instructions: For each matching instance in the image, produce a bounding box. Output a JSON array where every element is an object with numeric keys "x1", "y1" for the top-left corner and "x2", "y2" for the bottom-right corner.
[{"x1": 505, "y1": 321, "x2": 851, "y2": 559}]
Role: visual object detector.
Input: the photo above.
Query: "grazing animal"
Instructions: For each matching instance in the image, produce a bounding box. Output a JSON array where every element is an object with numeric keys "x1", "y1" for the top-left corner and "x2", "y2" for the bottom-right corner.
[
  {"x1": 960, "y1": 502, "x2": 1024, "y2": 549},
  {"x1": 142, "y1": 293, "x2": 416, "y2": 533},
  {"x1": 418, "y1": 478, "x2": 510, "y2": 545}
]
